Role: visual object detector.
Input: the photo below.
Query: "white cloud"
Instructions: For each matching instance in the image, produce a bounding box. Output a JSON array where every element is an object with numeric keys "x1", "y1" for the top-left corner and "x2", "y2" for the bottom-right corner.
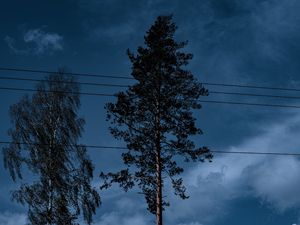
[
  {"x1": 23, "y1": 29, "x2": 63, "y2": 54},
  {"x1": 0, "y1": 212, "x2": 27, "y2": 225},
  {"x1": 93, "y1": 197, "x2": 150, "y2": 225},
  {"x1": 93, "y1": 212, "x2": 148, "y2": 225},
  {"x1": 4, "y1": 28, "x2": 63, "y2": 55},
  {"x1": 165, "y1": 112, "x2": 300, "y2": 223}
]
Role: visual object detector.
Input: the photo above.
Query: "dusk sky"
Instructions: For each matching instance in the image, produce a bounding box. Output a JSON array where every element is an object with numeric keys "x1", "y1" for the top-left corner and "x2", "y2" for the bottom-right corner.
[{"x1": 1, "y1": 0, "x2": 300, "y2": 224}]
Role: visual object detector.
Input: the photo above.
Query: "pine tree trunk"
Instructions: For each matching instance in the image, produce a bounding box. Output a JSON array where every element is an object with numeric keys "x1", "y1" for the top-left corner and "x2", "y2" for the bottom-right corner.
[
  {"x1": 155, "y1": 83, "x2": 163, "y2": 225},
  {"x1": 156, "y1": 140, "x2": 163, "y2": 225}
]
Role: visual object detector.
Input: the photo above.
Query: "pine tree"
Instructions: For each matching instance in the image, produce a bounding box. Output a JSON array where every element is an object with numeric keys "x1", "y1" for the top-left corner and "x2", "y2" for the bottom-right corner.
[
  {"x1": 100, "y1": 16, "x2": 212, "y2": 225},
  {"x1": 3, "y1": 71, "x2": 100, "y2": 225}
]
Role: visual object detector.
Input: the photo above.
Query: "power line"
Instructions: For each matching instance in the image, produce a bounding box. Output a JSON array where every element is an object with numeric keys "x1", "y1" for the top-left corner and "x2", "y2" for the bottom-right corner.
[
  {"x1": 198, "y1": 100, "x2": 300, "y2": 109},
  {"x1": 0, "y1": 67, "x2": 132, "y2": 80},
  {"x1": 0, "y1": 86, "x2": 115, "y2": 97},
  {"x1": 1, "y1": 67, "x2": 300, "y2": 92},
  {"x1": 1, "y1": 141, "x2": 299, "y2": 156},
  {"x1": 202, "y1": 82, "x2": 300, "y2": 92},
  {"x1": 209, "y1": 91, "x2": 300, "y2": 100},
  {"x1": 2, "y1": 76, "x2": 300, "y2": 100},
  {"x1": 210, "y1": 150, "x2": 300, "y2": 156},
  {"x1": 1, "y1": 86, "x2": 300, "y2": 109},
  {"x1": 0, "y1": 76, "x2": 129, "y2": 88}
]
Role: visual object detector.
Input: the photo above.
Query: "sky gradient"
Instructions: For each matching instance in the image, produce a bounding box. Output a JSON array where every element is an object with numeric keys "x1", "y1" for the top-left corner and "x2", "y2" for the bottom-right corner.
[{"x1": 1, "y1": 0, "x2": 300, "y2": 224}]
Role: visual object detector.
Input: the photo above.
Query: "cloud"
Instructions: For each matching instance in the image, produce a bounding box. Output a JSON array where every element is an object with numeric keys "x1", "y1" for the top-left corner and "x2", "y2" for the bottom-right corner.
[
  {"x1": 4, "y1": 28, "x2": 63, "y2": 55},
  {"x1": 0, "y1": 212, "x2": 27, "y2": 225},
  {"x1": 94, "y1": 212, "x2": 148, "y2": 225},
  {"x1": 93, "y1": 197, "x2": 150, "y2": 225},
  {"x1": 4, "y1": 36, "x2": 29, "y2": 55},
  {"x1": 164, "y1": 112, "x2": 300, "y2": 224},
  {"x1": 23, "y1": 29, "x2": 63, "y2": 54}
]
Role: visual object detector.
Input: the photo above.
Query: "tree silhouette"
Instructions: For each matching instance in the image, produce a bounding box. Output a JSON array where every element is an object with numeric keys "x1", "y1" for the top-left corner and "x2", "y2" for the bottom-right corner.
[
  {"x1": 100, "y1": 15, "x2": 212, "y2": 225},
  {"x1": 3, "y1": 71, "x2": 100, "y2": 225}
]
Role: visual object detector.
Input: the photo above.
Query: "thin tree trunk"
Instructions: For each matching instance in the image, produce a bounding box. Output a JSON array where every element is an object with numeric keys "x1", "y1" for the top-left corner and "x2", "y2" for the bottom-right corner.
[
  {"x1": 155, "y1": 73, "x2": 163, "y2": 225},
  {"x1": 155, "y1": 139, "x2": 163, "y2": 225}
]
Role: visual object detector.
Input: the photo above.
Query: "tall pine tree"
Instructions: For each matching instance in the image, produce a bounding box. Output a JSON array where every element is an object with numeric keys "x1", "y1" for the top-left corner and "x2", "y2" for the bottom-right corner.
[
  {"x1": 3, "y1": 71, "x2": 100, "y2": 225},
  {"x1": 100, "y1": 16, "x2": 212, "y2": 225}
]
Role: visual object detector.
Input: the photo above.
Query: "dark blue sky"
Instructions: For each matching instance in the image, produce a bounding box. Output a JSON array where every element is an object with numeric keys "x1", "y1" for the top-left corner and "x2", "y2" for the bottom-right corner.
[{"x1": 1, "y1": 0, "x2": 300, "y2": 224}]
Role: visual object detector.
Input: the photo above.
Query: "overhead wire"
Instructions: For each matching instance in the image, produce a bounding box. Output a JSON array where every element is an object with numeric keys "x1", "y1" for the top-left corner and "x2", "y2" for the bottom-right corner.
[
  {"x1": 0, "y1": 141, "x2": 299, "y2": 156},
  {"x1": 209, "y1": 91, "x2": 300, "y2": 100},
  {"x1": 0, "y1": 76, "x2": 130, "y2": 88},
  {"x1": 1, "y1": 86, "x2": 300, "y2": 108},
  {"x1": 2, "y1": 68, "x2": 300, "y2": 156},
  {"x1": 1, "y1": 67, "x2": 300, "y2": 92},
  {"x1": 0, "y1": 86, "x2": 115, "y2": 97},
  {"x1": 202, "y1": 82, "x2": 300, "y2": 92},
  {"x1": 198, "y1": 100, "x2": 300, "y2": 109},
  {"x1": 0, "y1": 67, "x2": 132, "y2": 80},
  {"x1": 2, "y1": 76, "x2": 300, "y2": 100}
]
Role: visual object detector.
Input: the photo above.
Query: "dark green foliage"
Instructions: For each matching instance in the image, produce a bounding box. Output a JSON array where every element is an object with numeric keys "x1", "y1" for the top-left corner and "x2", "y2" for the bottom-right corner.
[
  {"x1": 3, "y1": 71, "x2": 100, "y2": 225},
  {"x1": 100, "y1": 15, "x2": 212, "y2": 219}
]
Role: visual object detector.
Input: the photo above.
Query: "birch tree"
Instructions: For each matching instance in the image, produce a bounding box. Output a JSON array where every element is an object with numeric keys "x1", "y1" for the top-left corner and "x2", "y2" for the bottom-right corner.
[{"x1": 3, "y1": 71, "x2": 100, "y2": 225}]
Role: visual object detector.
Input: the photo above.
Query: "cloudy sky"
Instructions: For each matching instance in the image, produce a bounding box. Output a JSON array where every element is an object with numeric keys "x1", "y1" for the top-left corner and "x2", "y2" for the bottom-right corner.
[{"x1": 1, "y1": 0, "x2": 300, "y2": 224}]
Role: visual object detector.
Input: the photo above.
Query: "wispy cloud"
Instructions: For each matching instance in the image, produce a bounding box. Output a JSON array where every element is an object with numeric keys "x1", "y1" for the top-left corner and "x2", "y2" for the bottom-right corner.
[
  {"x1": 93, "y1": 197, "x2": 150, "y2": 225},
  {"x1": 4, "y1": 36, "x2": 29, "y2": 55},
  {"x1": 0, "y1": 212, "x2": 27, "y2": 225},
  {"x1": 4, "y1": 28, "x2": 63, "y2": 55},
  {"x1": 23, "y1": 29, "x2": 63, "y2": 54},
  {"x1": 94, "y1": 212, "x2": 148, "y2": 225}
]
